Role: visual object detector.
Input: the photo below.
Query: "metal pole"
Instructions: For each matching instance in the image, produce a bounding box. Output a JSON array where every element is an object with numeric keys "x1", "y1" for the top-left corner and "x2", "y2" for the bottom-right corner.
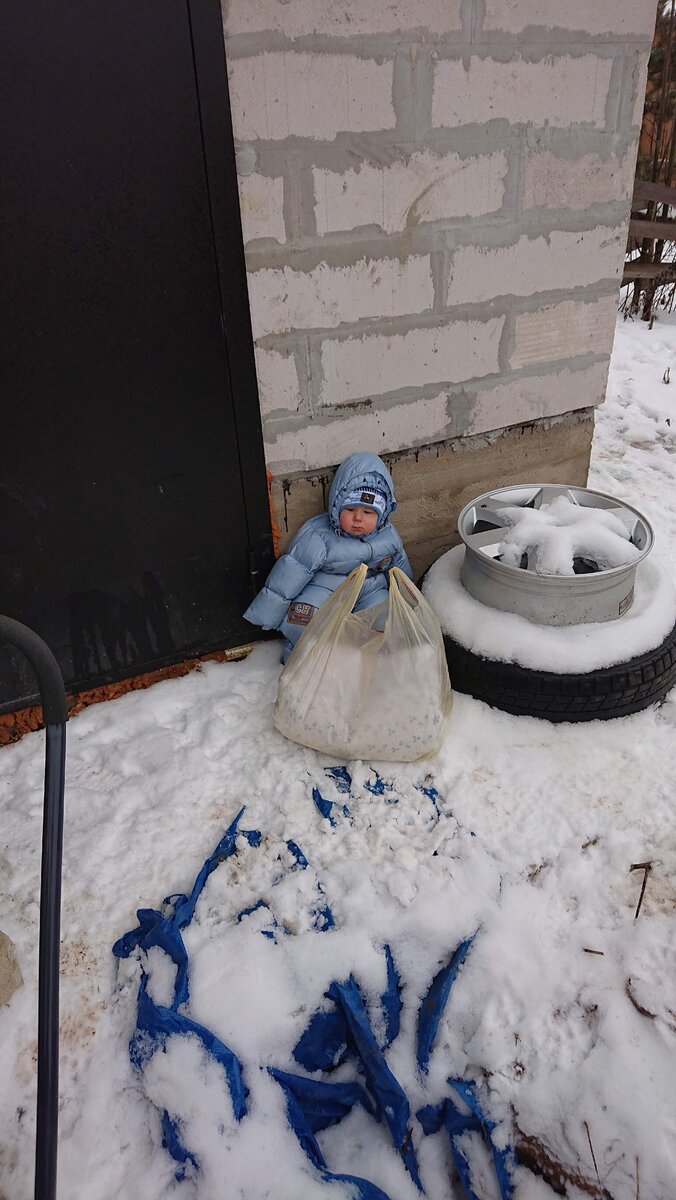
[{"x1": 0, "y1": 616, "x2": 67, "y2": 1200}]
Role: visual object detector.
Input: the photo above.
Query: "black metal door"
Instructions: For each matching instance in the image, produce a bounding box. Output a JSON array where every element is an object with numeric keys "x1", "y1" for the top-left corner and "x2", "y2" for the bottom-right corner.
[{"x1": 1, "y1": 0, "x2": 271, "y2": 710}]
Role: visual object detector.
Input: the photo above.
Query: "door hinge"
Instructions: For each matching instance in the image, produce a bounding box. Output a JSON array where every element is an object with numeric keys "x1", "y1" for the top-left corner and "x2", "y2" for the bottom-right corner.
[{"x1": 248, "y1": 538, "x2": 274, "y2": 596}]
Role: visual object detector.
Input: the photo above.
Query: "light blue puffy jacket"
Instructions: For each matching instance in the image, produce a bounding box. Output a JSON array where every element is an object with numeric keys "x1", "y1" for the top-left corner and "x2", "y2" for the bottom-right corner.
[{"x1": 243, "y1": 452, "x2": 412, "y2": 647}]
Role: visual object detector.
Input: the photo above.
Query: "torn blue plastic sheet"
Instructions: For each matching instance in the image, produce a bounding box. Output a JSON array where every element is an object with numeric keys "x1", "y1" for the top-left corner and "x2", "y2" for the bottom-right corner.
[
  {"x1": 269, "y1": 1069, "x2": 376, "y2": 1133},
  {"x1": 112, "y1": 904, "x2": 192, "y2": 1008},
  {"x1": 113, "y1": 808, "x2": 257, "y2": 1009},
  {"x1": 161, "y1": 1110, "x2": 199, "y2": 1181},
  {"x1": 270, "y1": 1069, "x2": 393, "y2": 1200},
  {"x1": 324, "y1": 766, "x2": 352, "y2": 794},
  {"x1": 416, "y1": 935, "x2": 475, "y2": 1073},
  {"x1": 415, "y1": 781, "x2": 441, "y2": 818},
  {"x1": 286, "y1": 839, "x2": 309, "y2": 869},
  {"x1": 313, "y1": 786, "x2": 351, "y2": 826},
  {"x1": 172, "y1": 809, "x2": 259, "y2": 929},
  {"x1": 294, "y1": 943, "x2": 400, "y2": 1071},
  {"x1": 364, "y1": 771, "x2": 388, "y2": 796},
  {"x1": 417, "y1": 1079, "x2": 514, "y2": 1200},
  {"x1": 327, "y1": 977, "x2": 423, "y2": 1192},
  {"x1": 131, "y1": 977, "x2": 248, "y2": 1121},
  {"x1": 448, "y1": 1080, "x2": 514, "y2": 1200},
  {"x1": 293, "y1": 1007, "x2": 349, "y2": 1073},
  {"x1": 380, "y1": 944, "x2": 402, "y2": 1048},
  {"x1": 236, "y1": 898, "x2": 286, "y2": 940}
]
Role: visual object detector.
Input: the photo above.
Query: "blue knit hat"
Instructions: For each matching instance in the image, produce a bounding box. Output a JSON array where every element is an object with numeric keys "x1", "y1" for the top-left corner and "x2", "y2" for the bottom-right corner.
[{"x1": 339, "y1": 487, "x2": 388, "y2": 517}]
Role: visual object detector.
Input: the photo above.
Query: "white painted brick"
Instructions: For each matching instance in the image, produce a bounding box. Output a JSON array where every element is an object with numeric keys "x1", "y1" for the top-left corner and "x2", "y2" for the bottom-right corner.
[
  {"x1": 446, "y1": 226, "x2": 625, "y2": 307},
  {"x1": 254, "y1": 347, "x2": 301, "y2": 416},
  {"x1": 319, "y1": 318, "x2": 504, "y2": 406},
  {"x1": 228, "y1": 53, "x2": 394, "y2": 143},
  {"x1": 264, "y1": 393, "x2": 450, "y2": 473},
  {"x1": 482, "y1": 1, "x2": 657, "y2": 39},
  {"x1": 432, "y1": 56, "x2": 612, "y2": 130},
  {"x1": 466, "y1": 360, "x2": 609, "y2": 437},
  {"x1": 632, "y1": 50, "x2": 651, "y2": 127},
  {"x1": 313, "y1": 150, "x2": 507, "y2": 236},
  {"x1": 522, "y1": 149, "x2": 635, "y2": 211},
  {"x1": 512, "y1": 297, "x2": 617, "y2": 370},
  {"x1": 247, "y1": 255, "x2": 433, "y2": 339},
  {"x1": 238, "y1": 173, "x2": 285, "y2": 244},
  {"x1": 223, "y1": 0, "x2": 462, "y2": 38}
]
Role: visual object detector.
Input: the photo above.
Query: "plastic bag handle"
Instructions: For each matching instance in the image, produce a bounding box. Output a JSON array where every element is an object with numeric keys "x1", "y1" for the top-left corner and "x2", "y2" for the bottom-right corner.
[
  {"x1": 339, "y1": 562, "x2": 368, "y2": 613},
  {"x1": 389, "y1": 566, "x2": 421, "y2": 609}
]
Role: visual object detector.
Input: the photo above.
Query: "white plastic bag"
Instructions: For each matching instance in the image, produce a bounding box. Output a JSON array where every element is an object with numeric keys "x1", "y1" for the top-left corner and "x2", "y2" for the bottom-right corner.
[{"x1": 273, "y1": 564, "x2": 452, "y2": 761}]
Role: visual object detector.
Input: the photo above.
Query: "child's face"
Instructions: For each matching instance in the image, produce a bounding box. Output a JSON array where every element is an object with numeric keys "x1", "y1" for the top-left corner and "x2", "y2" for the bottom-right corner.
[{"x1": 339, "y1": 505, "x2": 378, "y2": 536}]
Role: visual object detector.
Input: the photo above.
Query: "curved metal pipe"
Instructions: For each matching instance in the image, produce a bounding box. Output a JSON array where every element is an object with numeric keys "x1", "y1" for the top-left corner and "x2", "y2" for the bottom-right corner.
[{"x1": 0, "y1": 616, "x2": 67, "y2": 1200}]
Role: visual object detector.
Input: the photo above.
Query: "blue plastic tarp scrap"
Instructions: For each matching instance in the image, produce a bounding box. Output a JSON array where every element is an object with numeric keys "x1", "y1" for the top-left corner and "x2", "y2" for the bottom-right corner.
[
  {"x1": 416, "y1": 935, "x2": 475, "y2": 1073},
  {"x1": 313, "y1": 785, "x2": 351, "y2": 826},
  {"x1": 293, "y1": 943, "x2": 401, "y2": 1072},
  {"x1": 113, "y1": 808, "x2": 262, "y2": 1179},
  {"x1": 113, "y1": 809, "x2": 346, "y2": 1182},
  {"x1": 270, "y1": 1069, "x2": 392, "y2": 1200},
  {"x1": 380, "y1": 944, "x2": 402, "y2": 1048},
  {"x1": 327, "y1": 977, "x2": 424, "y2": 1192},
  {"x1": 131, "y1": 975, "x2": 248, "y2": 1121},
  {"x1": 113, "y1": 808, "x2": 254, "y2": 1008},
  {"x1": 417, "y1": 1079, "x2": 514, "y2": 1200},
  {"x1": 324, "y1": 766, "x2": 352, "y2": 794},
  {"x1": 161, "y1": 1110, "x2": 199, "y2": 1182},
  {"x1": 113, "y1": 792, "x2": 513, "y2": 1199}
]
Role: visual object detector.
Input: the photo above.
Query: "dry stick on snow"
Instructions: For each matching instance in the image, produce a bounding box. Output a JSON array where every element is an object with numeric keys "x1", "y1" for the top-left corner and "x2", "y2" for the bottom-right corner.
[
  {"x1": 584, "y1": 1120, "x2": 602, "y2": 1189},
  {"x1": 626, "y1": 978, "x2": 657, "y2": 1020},
  {"x1": 636, "y1": 1155, "x2": 641, "y2": 1200},
  {"x1": 515, "y1": 1126, "x2": 613, "y2": 1199},
  {"x1": 583, "y1": 948, "x2": 605, "y2": 956},
  {"x1": 630, "y1": 861, "x2": 652, "y2": 920}
]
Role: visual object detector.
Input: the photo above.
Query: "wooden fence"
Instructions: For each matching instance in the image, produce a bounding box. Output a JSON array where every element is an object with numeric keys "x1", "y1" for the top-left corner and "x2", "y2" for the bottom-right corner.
[{"x1": 624, "y1": 178, "x2": 676, "y2": 287}]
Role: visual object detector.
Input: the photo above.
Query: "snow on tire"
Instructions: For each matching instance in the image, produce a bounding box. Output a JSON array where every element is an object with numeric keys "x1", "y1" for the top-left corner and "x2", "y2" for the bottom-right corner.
[{"x1": 424, "y1": 545, "x2": 676, "y2": 722}]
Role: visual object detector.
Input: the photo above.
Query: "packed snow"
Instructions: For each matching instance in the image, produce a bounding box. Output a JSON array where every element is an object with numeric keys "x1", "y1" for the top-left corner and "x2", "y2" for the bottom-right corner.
[
  {"x1": 493, "y1": 494, "x2": 641, "y2": 576},
  {"x1": 1, "y1": 313, "x2": 675, "y2": 1200}
]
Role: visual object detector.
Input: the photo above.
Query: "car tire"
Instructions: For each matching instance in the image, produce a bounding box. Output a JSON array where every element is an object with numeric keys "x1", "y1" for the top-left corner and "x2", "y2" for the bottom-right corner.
[{"x1": 444, "y1": 621, "x2": 676, "y2": 722}]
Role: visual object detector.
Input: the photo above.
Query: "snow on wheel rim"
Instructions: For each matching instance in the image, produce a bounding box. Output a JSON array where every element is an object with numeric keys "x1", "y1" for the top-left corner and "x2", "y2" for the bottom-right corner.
[{"x1": 457, "y1": 483, "x2": 654, "y2": 626}]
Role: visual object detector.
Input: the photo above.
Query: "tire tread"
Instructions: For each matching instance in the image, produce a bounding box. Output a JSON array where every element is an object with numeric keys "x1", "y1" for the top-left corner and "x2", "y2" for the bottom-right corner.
[{"x1": 444, "y1": 622, "x2": 676, "y2": 722}]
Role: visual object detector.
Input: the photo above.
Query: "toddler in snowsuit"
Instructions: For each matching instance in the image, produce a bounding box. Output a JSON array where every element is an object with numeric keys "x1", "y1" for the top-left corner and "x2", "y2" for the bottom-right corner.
[{"x1": 244, "y1": 452, "x2": 413, "y2": 660}]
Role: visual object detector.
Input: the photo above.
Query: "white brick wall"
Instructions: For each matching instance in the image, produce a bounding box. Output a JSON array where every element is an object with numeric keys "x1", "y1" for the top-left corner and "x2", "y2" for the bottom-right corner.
[
  {"x1": 446, "y1": 227, "x2": 625, "y2": 306},
  {"x1": 265, "y1": 392, "x2": 451, "y2": 473},
  {"x1": 253, "y1": 348, "x2": 301, "y2": 416},
  {"x1": 482, "y1": 0, "x2": 657, "y2": 38},
  {"x1": 313, "y1": 150, "x2": 508, "y2": 236},
  {"x1": 432, "y1": 56, "x2": 613, "y2": 130},
  {"x1": 247, "y1": 255, "x2": 434, "y2": 339},
  {"x1": 224, "y1": 0, "x2": 462, "y2": 38},
  {"x1": 319, "y1": 318, "x2": 504, "y2": 405},
  {"x1": 238, "y1": 173, "x2": 285, "y2": 244},
  {"x1": 466, "y1": 360, "x2": 610, "y2": 436},
  {"x1": 522, "y1": 149, "x2": 635, "y2": 211},
  {"x1": 222, "y1": 0, "x2": 653, "y2": 474},
  {"x1": 632, "y1": 51, "x2": 651, "y2": 127},
  {"x1": 228, "y1": 52, "x2": 395, "y2": 142},
  {"x1": 511, "y1": 297, "x2": 618, "y2": 369}
]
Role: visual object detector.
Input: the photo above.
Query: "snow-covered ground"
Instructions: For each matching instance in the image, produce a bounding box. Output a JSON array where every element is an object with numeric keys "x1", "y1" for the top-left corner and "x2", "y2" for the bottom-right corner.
[{"x1": 1, "y1": 314, "x2": 675, "y2": 1200}]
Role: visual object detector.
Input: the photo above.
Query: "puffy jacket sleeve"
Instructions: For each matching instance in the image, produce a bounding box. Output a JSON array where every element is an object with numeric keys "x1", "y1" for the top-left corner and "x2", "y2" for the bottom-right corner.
[
  {"x1": 390, "y1": 529, "x2": 413, "y2": 580},
  {"x1": 243, "y1": 529, "x2": 328, "y2": 631}
]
